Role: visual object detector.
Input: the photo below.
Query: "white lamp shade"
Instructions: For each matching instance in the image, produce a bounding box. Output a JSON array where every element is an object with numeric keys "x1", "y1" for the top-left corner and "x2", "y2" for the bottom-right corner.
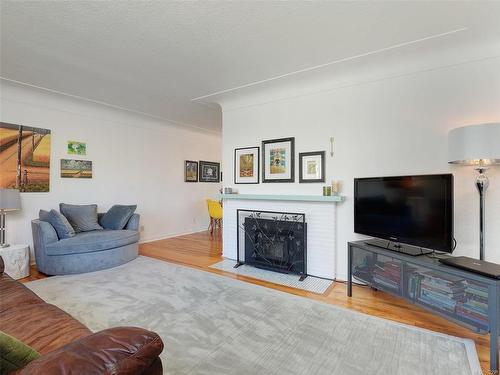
[
  {"x1": 0, "y1": 189, "x2": 21, "y2": 211},
  {"x1": 448, "y1": 123, "x2": 500, "y2": 165}
]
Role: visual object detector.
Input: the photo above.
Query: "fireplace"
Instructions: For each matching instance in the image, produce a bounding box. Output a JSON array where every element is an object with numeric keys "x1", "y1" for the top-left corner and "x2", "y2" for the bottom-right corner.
[{"x1": 237, "y1": 210, "x2": 307, "y2": 280}]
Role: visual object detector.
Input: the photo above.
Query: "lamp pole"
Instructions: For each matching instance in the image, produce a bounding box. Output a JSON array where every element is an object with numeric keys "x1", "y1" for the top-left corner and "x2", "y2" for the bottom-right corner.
[{"x1": 475, "y1": 164, "x2": 489, "y2": 261}]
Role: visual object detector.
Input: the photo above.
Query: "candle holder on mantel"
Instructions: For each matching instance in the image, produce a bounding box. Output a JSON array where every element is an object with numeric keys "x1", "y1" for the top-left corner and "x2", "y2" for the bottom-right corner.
[{"x1": 331, "y1": 180, "x2": 341, "y2": 196}]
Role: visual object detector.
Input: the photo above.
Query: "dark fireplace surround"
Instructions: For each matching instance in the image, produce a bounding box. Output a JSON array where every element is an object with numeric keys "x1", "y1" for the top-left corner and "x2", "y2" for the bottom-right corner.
[{"x1": 236, "y1": 210, "x2": 307, "y2": 280}]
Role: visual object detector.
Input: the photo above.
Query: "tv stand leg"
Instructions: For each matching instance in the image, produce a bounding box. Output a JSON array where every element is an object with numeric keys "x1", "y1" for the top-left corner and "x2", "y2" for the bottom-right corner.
[
  {"x1": 347, "y1": 245, "x2": 352, "y2": 297},
  {"x1": 489, "y1": 285, "x2": 499, "y2": 374}
]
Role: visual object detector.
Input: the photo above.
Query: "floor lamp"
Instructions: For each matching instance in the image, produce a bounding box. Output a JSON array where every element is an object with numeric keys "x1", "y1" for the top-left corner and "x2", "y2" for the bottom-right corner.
[{"x1": 448, "y1": 123, "x2": 500, "y2": 260}]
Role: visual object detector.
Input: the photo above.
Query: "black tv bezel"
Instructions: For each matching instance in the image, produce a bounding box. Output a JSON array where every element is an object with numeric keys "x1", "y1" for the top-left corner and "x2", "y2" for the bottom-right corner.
[{"x1": 354, "y1": 173, "x2": 454, "y2": 253}]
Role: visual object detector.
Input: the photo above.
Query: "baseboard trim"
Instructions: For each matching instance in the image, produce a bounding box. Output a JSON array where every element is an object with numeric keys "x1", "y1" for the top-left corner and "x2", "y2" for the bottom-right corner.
[{"x1": 139, "y1": 229, "x2": 208, "y2": 244}]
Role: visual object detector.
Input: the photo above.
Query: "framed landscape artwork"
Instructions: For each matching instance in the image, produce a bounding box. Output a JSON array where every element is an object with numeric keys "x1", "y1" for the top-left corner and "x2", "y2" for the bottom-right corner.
[
  {"x1": 0, "y1": 122, "x2": 51, "y2": 192},
  {"x1": 185, "y1": 160, "x2": 198, "y2": 182},
  {"x1": 199, "y1": 161, "x2": 220, "y2": 183},
  {"x1": 61, "y1": 159, "x2": 92, "y2": 178},
  {"x1": 299, "y1": 151, "x2": 325, "y2": 183},
  {"x1": 234, "y1": 147, "x2": 259, "y2": 184},
  {"x1": 262, "y1": 137, "x2": 295, "y2": 183}
]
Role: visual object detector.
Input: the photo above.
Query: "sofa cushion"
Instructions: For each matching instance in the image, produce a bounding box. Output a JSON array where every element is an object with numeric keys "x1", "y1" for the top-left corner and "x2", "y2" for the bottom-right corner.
[
  {"x1": 101, "y1": 205, "x2": 137, "y2": 230},
  {"x1": 59, "y1": 203, "x2": 103, "y2": 232},
  {"x1": 45, "y1": 230, "x2": 139, "y2": 256},
  {"x1": 0, "y1": 330, "x2": 40, "y2": 373},
  {"x1": 40, "y1": 210, "x2": 75, "y2": 240},
  {"x1": 0, "y1": 303, "x2": 91, "y2": 355},
  {"x1": 0, "y1": 276, "x2": 44, "y2": 313}
]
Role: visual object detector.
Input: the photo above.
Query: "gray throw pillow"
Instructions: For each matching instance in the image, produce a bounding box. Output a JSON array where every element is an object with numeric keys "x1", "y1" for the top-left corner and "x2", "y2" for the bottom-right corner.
[
  {"x1": 38, "y1": 209, "x2": 50, "y2": 222},
  {"x1": 39, "y1": 209, "x2": 75, "y2": 239},
  {"x1": 101, "y1": 205, "x2": 137, "y2": 230},
  {"x1": 59, "y1": 203, "x2": 103, "y2": 232}
]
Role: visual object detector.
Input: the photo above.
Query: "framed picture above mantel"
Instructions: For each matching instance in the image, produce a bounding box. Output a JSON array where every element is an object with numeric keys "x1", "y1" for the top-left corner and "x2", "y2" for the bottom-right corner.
[
  {"x1": 299, "y1": 151, "x2": 325, "y2": 183},
  {"x1": 234, "y1": 146, "x2": 259, "y2": 184},
  {"x1": 262, "y1": 137, "x2": 295, "y2": 183}
]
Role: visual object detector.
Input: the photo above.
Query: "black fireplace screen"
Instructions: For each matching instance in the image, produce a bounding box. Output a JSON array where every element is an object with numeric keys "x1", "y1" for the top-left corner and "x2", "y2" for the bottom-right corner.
[{"x1": 236, "y1": 210, "x2": 307, "y2": 280}]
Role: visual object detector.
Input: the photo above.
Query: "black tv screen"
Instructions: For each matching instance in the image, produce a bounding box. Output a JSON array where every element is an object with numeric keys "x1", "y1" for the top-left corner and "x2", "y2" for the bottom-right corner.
[{"x1": 354, "y1": 174, "x2": 453, "y2": 252}]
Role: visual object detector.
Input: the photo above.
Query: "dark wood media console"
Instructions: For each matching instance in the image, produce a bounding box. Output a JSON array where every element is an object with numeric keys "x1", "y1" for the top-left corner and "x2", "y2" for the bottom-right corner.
[{"x1": 347, "y1": 240, "x2": 500, "y2": 374}]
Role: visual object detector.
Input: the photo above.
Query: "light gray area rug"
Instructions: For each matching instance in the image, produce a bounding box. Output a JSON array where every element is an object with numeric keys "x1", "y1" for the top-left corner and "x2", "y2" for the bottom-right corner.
[
  {"x1": 210, "y1": 259, "x2": 333, "y2": 293},
  {"x1": 27, "y1": 257, "x2": 481, "y2": 375}
]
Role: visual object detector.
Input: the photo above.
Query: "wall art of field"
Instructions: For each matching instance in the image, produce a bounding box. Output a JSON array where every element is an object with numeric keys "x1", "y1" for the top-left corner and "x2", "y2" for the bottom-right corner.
[
  {"x1": 61, "y1": 159, "x2": 92, "y2": 178},
  {"x1": 0, "y1": 122, "x2": 51, "y2": 192}
]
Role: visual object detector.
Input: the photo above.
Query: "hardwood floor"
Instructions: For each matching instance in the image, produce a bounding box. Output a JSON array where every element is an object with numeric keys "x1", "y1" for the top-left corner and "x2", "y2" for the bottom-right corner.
[{"x1": 22, "y1": 231, "x2": 492, "y2": 373}]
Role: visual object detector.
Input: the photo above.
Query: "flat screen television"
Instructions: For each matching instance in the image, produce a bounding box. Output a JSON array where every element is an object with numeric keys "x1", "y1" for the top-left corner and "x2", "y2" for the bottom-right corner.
[{"x1": 354, "y1": 174, "x2": 454, "y2": 254}]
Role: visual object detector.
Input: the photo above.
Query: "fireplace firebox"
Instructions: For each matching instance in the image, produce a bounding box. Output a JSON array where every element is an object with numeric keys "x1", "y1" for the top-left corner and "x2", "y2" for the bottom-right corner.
[{"x1": 236, "y1": 210, "x2": 307, "y2": 280}]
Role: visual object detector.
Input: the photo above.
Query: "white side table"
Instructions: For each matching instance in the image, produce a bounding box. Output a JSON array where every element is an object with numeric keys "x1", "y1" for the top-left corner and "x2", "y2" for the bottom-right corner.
[{"x1": 0, "y1": 244, "x2": 30, "y2": 279}]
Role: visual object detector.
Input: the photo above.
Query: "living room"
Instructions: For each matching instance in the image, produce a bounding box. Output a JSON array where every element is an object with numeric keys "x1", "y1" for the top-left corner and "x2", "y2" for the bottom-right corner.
[{"x1": 1, "y1": 2, "x2": 499, "y2": 375}]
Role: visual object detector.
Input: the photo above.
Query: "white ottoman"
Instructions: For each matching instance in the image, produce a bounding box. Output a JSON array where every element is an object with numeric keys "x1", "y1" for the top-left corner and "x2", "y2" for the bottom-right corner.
[{"x1": 0, "y1": 244, "x2": 30, "y2": 279}]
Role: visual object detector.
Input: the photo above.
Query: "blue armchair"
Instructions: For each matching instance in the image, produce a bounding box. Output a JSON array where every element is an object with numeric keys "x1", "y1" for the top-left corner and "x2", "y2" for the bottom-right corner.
[{"x1": 32, "y1": 213, "x2": 140, "y2": 275}]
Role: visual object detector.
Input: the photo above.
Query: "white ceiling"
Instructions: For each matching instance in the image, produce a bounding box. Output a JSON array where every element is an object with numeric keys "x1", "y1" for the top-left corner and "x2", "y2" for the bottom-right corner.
[{"x1": 1, "y1": 1, "x2": 499, "y2": 132}]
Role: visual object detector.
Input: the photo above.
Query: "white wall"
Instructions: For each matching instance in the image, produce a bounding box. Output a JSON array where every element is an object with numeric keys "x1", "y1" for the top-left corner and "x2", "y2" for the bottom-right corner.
[
  {"x1": 221, "y1": 58, "x2": 500, "y2": 279},
  {"x1": 1, "y1": 81, "x2": 222, "y2": 253}
]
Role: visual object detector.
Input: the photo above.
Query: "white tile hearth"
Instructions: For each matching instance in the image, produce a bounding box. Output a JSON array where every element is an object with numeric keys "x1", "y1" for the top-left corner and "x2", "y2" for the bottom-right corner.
[{"x1": 210, "y1": 259, "x2": 333, "y2": 294}]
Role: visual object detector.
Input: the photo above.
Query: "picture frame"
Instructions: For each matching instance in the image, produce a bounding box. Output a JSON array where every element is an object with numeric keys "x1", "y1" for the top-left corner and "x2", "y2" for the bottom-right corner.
[
  {"x1": 262, "y1": 137, "x2": 295, "y2": 183},
  {"x1": 199, "y1": 160, "x2": 221, "y2": 183},
  {"x1": 184, "y1": 160, "x2": 198, "y2": 182},
  {"x1": 299, "y1": 151, "x2": 325, "y2": 183},
  {"x1": 67, "y1": 140, "x2": 86, "y2": 155},
  {"x1": 234, "y1": 146, "x2": 259, "y2": 184},
  {"x1": 60, "y1": 159, "x2": 92, "y2": 179}
]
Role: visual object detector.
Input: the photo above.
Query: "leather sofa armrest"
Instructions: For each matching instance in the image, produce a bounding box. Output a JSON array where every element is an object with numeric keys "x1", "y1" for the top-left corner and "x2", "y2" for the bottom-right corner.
[
  {"x1": 125, "y1": 213, "x2": 140, "y2": 231},
  {"x1": 14, "y1": 327, "x2": 163, "y2": 374}
]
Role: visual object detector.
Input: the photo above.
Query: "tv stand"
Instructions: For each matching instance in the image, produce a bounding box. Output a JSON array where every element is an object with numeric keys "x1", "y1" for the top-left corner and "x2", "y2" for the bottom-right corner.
[
  {"x1": 348, "y1": 240, "x2": 500, "y2": 374},
  {"x1": 364, "y1": 238, "x2": 433, "y2": 256}
]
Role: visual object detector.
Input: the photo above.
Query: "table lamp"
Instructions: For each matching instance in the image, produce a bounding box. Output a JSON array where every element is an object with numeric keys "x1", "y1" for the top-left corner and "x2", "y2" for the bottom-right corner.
[
  {"x1": 448, "y1": 122, "x2": 500, "y2": 260},
  {"x1": 0, "y1": 188, "x2": 21, "y2": 248}
]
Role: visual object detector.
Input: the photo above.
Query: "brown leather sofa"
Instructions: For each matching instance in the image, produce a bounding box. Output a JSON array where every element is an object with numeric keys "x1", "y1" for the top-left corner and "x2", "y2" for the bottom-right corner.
[{"x1": 0, "y1": 256, "x2": 164, "y2": 374}]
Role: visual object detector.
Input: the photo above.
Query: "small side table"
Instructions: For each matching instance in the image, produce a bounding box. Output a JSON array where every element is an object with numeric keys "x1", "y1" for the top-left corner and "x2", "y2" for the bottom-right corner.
[{"x1": 0, "y1": 244, "x2": 30, "y2": 279}]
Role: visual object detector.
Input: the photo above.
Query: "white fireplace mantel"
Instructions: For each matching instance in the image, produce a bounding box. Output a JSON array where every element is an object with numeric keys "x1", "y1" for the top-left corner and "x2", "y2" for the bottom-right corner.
[
  {"x1": 217, "y1": 193, "x2": 345, "y2": 203},
  {"x1": 219, "y1": 193, "x2": 344, "y2": 279}
]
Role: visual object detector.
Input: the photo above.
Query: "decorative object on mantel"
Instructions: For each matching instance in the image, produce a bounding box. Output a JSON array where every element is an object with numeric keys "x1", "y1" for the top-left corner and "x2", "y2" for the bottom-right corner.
[
  {"x1": 234, "y1": 146, "x2": 259, "y2": 184},
  {"x1": 67, "y1": 140, "x2": 86, "y2": 155},
  {"x1": 235, "y1": 209, "x2": 307, "y2": 281},
  {"x1": 60, "y1": 159, "x2": 93, "y2": 178},
  {"x1": 331, "y1": 180, "x2": 341, "y2": 195},
  {"x1": 0, "y1": 188, "x2": 21, "y2": 248},
  {"x1": 299, "y1": 151, "x2": 325, "y2": 183},
  {"x1": 184, "y1": 160, "x2": 198, "y2": 182},
  {"x1": 0, "y1": 122, "x2": 51, "y2": 192},
  {"x1": 262, "y1": 137, "x2": 295, "y2": 183},
  {"x1": 448, "y1": 122, "x2": 500, "y2": 260},
  {"x1": 199, "y1": 160, "x2": 220, "y2": 183},
  {"x1": 322, "y1": 186, "x2": 332, "y2": 196}
]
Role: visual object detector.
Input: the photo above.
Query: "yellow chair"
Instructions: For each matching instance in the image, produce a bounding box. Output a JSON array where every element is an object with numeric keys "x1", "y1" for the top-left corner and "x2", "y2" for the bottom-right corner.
[{"x1": 206, "y1": 199, "x2": 223, "y2": 235}]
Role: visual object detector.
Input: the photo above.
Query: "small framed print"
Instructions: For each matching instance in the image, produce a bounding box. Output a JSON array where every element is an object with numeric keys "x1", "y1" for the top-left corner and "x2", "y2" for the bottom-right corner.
[
  {"x1": 234, "y1": 147, "x2": 259, "y2": 184},
  {"x1": 199, "y1": 160, "x2": 221, "y2": 183},
  {"x1": 299, "y1": 151, "x2": 325, "y2": 183},
  {"x1": 185, "y1": 160, "x2": 198, "y2": 182},
  {"x1": 262, "y1": 137, "x2": 295, "y2": 183}
]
